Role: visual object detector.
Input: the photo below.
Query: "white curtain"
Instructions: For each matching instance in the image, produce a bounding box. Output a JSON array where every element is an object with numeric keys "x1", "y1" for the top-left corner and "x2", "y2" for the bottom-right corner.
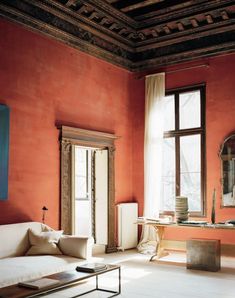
[{"x1": 137, "y1": 73, "x2": 165, "y2": 254}]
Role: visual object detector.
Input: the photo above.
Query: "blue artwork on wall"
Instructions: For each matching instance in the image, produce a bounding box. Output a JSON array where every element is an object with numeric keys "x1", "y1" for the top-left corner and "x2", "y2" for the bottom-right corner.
[{"x1": 0, "y1": 104, "x2": 10, "y2": 200}]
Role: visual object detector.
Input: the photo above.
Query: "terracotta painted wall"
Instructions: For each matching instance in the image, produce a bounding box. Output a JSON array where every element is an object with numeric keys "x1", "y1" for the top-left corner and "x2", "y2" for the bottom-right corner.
[
  {"x1": 0, "y1": 19, "x2": 134, "y2": 230},
  {"x1": 1, "y1": 18, "x2": 235, "y2": 245},
  {"x1": 131, "y1": 53, "x2": 235, "y2": 244}
]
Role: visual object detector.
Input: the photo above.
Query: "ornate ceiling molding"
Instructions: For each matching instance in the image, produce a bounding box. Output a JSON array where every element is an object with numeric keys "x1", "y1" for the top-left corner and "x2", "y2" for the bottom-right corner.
[{"x1": 0, "y1": 0, "x2": 234, "y2": 71}]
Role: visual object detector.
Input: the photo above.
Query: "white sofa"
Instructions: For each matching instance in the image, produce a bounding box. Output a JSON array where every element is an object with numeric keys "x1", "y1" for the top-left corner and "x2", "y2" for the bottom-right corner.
[{"x1": 0, "y1": 222, "x2": 94, "y2": 288}]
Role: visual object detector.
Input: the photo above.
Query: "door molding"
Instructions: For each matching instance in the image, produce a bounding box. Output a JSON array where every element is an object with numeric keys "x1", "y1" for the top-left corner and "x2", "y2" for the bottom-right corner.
[{"x1": 60, "y1": 126, "x2": 118, "y2": 253}]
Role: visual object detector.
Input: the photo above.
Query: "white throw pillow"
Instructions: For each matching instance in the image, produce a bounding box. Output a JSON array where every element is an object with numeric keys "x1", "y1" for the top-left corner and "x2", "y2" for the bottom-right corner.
[{"x1": 26, "y1": 229, "x2": 63, "y2": 255}]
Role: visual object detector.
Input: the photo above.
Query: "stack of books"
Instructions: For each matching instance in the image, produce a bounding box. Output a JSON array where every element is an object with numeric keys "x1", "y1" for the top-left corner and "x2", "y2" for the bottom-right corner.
[
  {"x1": 136, "y1": 216, "x2": 173, "y2": 224},
  {"x1": 175, "y1": 196, "x2": 189, "y2": 223},
  {"x1": 180, "y1": 220, "x2": 208, "y2": 226},
  {"x1": 137, "y1": 217, "x2": 161, "y2": 223},
  {"x1": 18, "y1": 278, "x2": 60, "y2": 289},
  {"x1": 76, "y1": 263, "x2": 107, "y2": 273}
]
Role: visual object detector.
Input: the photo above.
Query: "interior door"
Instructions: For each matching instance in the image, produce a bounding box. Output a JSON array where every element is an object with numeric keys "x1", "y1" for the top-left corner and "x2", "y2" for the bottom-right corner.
[
  {"x1": 74, "y1": 146, "x2": 92, "y2": 237},
  {"x1": 94, "y1": 149, "x2": 108, "y2": 245}
]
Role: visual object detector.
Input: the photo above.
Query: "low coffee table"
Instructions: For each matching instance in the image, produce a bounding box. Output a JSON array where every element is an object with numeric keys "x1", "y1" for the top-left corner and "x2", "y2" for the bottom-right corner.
[{"x1": 0, "y1": 264, "x2": 121, "y2": 298}]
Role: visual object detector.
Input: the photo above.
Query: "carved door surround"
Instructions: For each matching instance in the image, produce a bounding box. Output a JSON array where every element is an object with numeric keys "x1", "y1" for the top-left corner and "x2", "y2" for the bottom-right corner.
[{"x1": 60, "y1": 125, "x2": 118, "y2": 253}]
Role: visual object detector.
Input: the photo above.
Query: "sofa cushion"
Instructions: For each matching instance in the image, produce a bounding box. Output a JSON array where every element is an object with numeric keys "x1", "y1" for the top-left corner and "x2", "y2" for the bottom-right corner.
[
  {"x1": 0, "y1": 255, "x2": 85, "y2": 288},
  {"x1": 26, "y1": 229, "x2": 63, "y2": 255},
  {"x1": 0, "y1": 222, "x2": 47, "y2": 259},
  {"x1": 59, "y1": 236, "x2": 94, "y2": 259}
]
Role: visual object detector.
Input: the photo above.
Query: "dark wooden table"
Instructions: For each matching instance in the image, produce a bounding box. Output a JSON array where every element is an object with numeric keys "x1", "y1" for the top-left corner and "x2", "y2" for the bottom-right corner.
[{"x1": 0, "y1": 264, "x2": 121, "y2": 298}]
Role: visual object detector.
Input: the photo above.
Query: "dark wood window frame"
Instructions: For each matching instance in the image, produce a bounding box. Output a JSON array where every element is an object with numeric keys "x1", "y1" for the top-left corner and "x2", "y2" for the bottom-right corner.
[{"x1": 161, "y1": 84, "x2": 206, "y2": 217}]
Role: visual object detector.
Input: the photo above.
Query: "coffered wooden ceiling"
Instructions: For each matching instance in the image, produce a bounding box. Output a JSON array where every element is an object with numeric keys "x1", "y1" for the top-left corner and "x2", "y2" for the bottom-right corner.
[{"x1": 0, "y1": 0, "x2": 234, "y2": 71}]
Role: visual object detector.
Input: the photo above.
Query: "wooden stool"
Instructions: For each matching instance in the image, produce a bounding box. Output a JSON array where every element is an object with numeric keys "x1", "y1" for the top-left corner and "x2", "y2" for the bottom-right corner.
[{"x1": 186, "y1": 239, "x2": 221, "y2": 272}]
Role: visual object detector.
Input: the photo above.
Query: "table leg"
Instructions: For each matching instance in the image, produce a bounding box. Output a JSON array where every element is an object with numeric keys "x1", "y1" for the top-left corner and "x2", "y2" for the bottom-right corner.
[
  {"x1": 118, "y1": 266, "x2": 121, "y2": 294},
  {"x1": 150, "y1": 225, "x2": 169, "y2": 261}
]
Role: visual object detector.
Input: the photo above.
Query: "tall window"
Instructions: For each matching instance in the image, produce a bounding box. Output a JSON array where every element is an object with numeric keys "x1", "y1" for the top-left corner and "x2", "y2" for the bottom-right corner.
[{"x1": 160, "y1": 85, "x2": 205, "y2": 216}]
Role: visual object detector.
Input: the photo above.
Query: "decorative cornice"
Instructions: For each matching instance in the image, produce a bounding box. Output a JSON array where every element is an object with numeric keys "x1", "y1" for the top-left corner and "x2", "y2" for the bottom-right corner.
[
  {"x1": 136, "y1": 20, "x2": 235, "y2": 51},
  {"x1": 0, "y1": 1, "x2": 134, "y2": 69},
  {"x1": 133, "y1": 40, "x2": 235, "y2": 72},
  {"x1": 0, "y1": 0, "x2": 234, "y2": 71},
  {"x1": 85, "y1": 0, "x2": 138, "y2": 28},
  {"x1": 42, "y1": 0, "x2": 136, "y2": 47},
  {"x1": 136, "y1": 0, "x2": 235, "y2": 26}
]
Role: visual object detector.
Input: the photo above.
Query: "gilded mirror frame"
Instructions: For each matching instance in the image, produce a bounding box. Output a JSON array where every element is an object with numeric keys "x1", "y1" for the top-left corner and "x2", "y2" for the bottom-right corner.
[{"x1": 219, "y1": 132, "x2": 235, "y2": 207}]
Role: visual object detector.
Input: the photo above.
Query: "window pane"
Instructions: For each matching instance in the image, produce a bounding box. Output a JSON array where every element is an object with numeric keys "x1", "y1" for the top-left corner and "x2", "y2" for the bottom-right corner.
[
  {"x1": 161, "y1": 137, "x2": 175, "y2": 211},
  {"x1": 75, "y1": 177, "x2": 87, "y2": 198},
  {"x1": 163, "y1": 95, "x2": 175, "y2": 131},
  {"x1": 179, "y1": 90, "x2": 200, "y2": 129},
  {"x1": 180, "y1": 135, "x2": 201, "y2": 211},
  {"x1": 75, "y1": 147, "x2": 87, "y2": 199},
  {"x1": 75, "y1": 148, "x2": 87, "y2": 175}
]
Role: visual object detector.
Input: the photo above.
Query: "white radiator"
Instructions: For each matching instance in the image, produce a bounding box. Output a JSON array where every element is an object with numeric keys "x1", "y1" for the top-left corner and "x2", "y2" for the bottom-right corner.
[{"x1": 117, "y1": 203, "x2": 138, "y2": 250}]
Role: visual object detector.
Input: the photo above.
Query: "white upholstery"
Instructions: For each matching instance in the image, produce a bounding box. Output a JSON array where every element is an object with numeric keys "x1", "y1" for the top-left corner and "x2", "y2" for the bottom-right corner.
[
  {"x1": 26, "y1": 229, "x2": 63, "y2": 255},
  {"x1": 0, "y1": 222, "x2": 93, "y2": 288},
  {"x1": 0, "y1": 255, "x2": 85, "y2": 288},
  {"x1": 0, "y1": 222, "x2": 45, "y2": 258},
  {"x1": 59, "y1": 235, "x2": 93, "y2": 259}
]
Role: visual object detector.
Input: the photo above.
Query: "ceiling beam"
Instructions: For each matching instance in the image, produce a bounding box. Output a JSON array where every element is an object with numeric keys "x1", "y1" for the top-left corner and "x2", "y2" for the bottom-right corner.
[
  {"x1": 105, "y1": 0, "x2": 120, "y2": 3},
  {"x1": 65, "y1": 0, "x2": 78, "y2": 7},
  {"x1": 113, "y1": 0, "x2": 145, "y2": 10},
  {"x1": 121, "y1": 0, "x2": 164, "y2": 13},
  {"x1": 127, "y1": 0, "x2": 192, "y2": 18}
]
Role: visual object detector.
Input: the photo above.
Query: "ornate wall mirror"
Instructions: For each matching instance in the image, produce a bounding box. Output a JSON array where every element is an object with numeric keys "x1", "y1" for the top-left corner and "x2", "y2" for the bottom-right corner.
[{"x1": 219, "y1": 133, "x2": 235, "y2": 207}]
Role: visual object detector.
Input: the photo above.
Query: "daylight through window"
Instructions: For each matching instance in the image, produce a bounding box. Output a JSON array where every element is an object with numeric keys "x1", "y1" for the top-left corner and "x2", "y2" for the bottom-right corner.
[{"x1": 160, "y1": 85, "x2": 205, "y2": 216}]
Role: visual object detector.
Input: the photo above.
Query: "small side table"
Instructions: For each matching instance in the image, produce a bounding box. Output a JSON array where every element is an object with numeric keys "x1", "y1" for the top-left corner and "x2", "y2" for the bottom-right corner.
[{"x1": 186, "y1": 238, "x2": 221, "y2": 272}]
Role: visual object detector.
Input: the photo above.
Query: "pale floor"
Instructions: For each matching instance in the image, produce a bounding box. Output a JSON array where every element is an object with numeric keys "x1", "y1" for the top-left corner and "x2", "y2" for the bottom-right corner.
[{"x1": 41, "y1": 250, "x2": 235, "y2": 298}]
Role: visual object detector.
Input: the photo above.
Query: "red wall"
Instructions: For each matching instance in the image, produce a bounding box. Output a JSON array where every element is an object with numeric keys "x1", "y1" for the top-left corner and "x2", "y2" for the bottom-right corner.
[
  {"x1": 1, "y1": 18, "x2": 235, "y2": 245},
  {"x1": 0, "y1": 20, "x2": 133, "y2": 229},
  {"x1": 131, "y1": 54, "x2": 235, "y2": 244}
]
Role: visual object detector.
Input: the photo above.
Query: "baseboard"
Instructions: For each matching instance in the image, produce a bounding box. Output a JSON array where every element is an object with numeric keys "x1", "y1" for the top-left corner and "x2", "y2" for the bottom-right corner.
[{"x1": 162, "y1": 240, "x2": 235, "y2": 257}]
